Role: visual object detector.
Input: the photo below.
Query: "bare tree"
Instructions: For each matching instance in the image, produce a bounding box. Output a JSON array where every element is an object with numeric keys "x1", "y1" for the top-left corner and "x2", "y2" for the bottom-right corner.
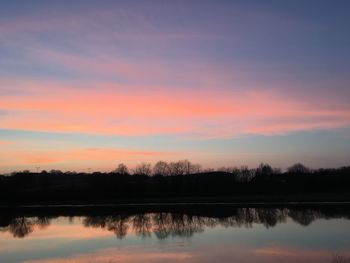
[
  {"x1": 153, "y1": 161, "x2": 170, "y2": 176},
  {"x1": 114, "y1": 163, "x2": 129, "y2": 175},
  {"x1": 169, "y1": 161, "x2": 183, "y2": 176},
  {"x1": 181, "y1": 160, "x2": 192, "y2": 175},
  {"x1": 255, "y1": 163, "x2": 274, "y2": 177},
  {"x1": 168, "y1": 160, "x2": 185, "y2": 176},
  {"x1": 288, "y1": 163, "x2": 310, "y2": 174},
  {"x1": 134, "y1": 163, "x2": 152, "y2": 176},
  {"x1": 191, "y1": 164, "x2": 202, "y2": 174},
  {"x1": 167, "y1": 160, "x2": 201, "y2": 176},
  {"x1": 237, "y1": 165, "x2": 254, "y2": 183}
]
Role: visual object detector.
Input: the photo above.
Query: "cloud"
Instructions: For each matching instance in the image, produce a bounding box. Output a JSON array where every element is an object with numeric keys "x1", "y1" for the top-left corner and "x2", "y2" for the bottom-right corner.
[
  {"x1": 1, "y1": 80, "x2": 350, "y2": 139},
  {"x1": 1, "y1": 2, "x2": 349, "y2": 140},
  {"x1": 0, "y1": 140, "x2": 18, "y2": 146},
  {"x1": 0, "y1": 147, "x2": 177, "y2": 166}
]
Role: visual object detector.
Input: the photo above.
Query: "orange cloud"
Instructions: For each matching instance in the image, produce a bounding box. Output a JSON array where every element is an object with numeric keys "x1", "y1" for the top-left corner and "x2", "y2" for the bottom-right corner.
[
  {"x1": 0, "y1": 140, "x2": 18, "y2": 146},
  {"x1": 0, "y1": 148, "x2": 177, "y2": 166}
]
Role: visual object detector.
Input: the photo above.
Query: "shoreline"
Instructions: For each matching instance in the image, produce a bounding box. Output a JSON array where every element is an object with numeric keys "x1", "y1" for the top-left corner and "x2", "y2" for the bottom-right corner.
[{"x1": 2, "y1": 193, "x2": 350, "y2": 208}]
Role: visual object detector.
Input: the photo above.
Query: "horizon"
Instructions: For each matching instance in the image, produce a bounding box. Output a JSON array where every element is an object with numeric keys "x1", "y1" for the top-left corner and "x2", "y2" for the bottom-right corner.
[
  {"x1": 1, "y1": 0, "x2": 350, "y2": 173},
  {"x1": 1, "y1": 160, "x2": 347, "y2": 175}
]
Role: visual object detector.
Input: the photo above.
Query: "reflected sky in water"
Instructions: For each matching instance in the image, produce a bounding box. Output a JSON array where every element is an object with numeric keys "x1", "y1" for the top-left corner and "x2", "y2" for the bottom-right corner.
[{"x1": 1, "y1": 207, "x2": 350, "y2": 263}]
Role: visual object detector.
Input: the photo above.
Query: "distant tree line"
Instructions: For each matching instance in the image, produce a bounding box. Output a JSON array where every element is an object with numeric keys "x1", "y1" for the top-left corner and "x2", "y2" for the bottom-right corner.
[{"x1": 0, "y1": 160, "x2": 349, "y2": 203}]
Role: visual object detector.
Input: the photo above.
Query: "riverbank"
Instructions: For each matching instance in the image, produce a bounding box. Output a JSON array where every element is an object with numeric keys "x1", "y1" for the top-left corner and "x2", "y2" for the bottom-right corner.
[{"x1": 2, "y1": 192, "x2": 350, "y2": 208}]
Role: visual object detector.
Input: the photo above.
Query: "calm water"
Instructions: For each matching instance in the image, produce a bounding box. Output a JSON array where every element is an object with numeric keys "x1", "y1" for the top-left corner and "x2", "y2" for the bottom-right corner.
[{"x1": 1, "y1": 205, "x2": 350, "y2": 263}]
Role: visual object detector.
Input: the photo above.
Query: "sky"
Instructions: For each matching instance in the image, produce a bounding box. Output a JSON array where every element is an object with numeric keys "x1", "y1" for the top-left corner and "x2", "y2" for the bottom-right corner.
[{"x1": 0, "y1": 0, "x2": 350, "y2": 173}]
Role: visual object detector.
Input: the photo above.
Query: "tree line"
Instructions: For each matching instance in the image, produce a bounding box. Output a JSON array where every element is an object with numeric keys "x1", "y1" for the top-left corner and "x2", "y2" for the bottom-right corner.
[
  {"x1": 0, "y1": 160, "x2": 319, "y2": 177},
  {"x1": 0, "y1": 160, "x2": 349, "y2": 203}
]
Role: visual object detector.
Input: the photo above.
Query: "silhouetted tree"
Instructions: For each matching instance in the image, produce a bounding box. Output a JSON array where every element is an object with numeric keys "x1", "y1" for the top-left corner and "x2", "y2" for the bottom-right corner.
[
  {"x1": 1, "y1": 160, "x2": 349, "y2": 203},
  {"x1": 169, "y1": 160, "x2": 196, "y2": 176},
  {"x1": 255, "y1": 163, "x2": 274, "y2": 177},
  {"x1": 191, "y1": 164, "x2": 202, "y2": 173},
  {"x1": 181, "y1": 160, "x2": 193, "y2": 175},
  {"x1": 288, "y1": 163, "x2": 310, "y2": 174},
  {"x1": 49, "y1": 169, "x2": 63, "y2": 175},
  {"x1": 153, "y1": 161, "x2": 170, "y2": 176},
  {"x1": 169, "y1": 161, "x2": 184, "y2": 176},
  {"x1": 236, "y1": 166, "x2": 254, "y2": 183},
  {"x1": 134, "y1": 163, "x2": 152, "y2": 176},
  {"x1": 114, "y1": 163, "x2": 129, "y2": 175}
]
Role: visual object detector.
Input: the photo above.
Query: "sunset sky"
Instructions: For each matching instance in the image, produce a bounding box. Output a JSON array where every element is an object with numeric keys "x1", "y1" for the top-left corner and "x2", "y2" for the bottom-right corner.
[{"x1": 1, "y1": 0, "x2": 350, "y2": 172}]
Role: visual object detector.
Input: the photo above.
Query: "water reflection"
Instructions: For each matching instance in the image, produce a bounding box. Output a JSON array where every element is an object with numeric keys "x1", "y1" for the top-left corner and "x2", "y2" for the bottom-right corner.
[
  {"x1": 0, "y1": 216, "x2": 51, "y2": 238},
  {"x1": 1, "y1": 206, "x2": 350, "y2": 239}
]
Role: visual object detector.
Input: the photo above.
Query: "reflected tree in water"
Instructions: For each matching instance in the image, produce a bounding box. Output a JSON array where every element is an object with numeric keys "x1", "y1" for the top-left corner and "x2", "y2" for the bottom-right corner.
[
  {"x1": 9, "y1": 217, "x2": 34, "y2": 238},
  {"x1": 83, "y1": 215, "x2": 130, "y2": 239},
  {"x1": 289, "y1": 209, "x2": 320, "y2": 226},
  {"x1": 1, "y1": 217, "x2": 51, "y2": 238},
  {"x1": 132, "y1": 214, "x2": 152, "y2": 237},
  {"x1": 332, "y1": 254, "x2": 350, "y2": 263},
  {"x1": 2, "y1": 206, "x2": 350, "y2": 239},
  {"x1": 107, "y1": 215, "x2": 130, "y2": 239}
]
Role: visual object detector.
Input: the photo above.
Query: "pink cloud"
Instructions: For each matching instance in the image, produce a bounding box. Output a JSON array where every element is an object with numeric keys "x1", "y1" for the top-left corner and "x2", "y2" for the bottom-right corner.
[{"x1": 1, "y1": 79, "x2": 350, "y2": 138}]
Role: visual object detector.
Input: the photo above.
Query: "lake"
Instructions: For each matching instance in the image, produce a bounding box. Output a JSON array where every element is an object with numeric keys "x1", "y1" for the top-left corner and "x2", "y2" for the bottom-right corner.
[{"x1": 1, "y1": 204, "x2": 350, "y2": 263}]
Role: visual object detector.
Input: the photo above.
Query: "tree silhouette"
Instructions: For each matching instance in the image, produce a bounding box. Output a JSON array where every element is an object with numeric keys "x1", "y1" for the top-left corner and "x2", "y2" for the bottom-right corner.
[
  {"x1": 133, "y1": 163, "x2": 152, "y2": 176},
  {"x1": 288, "y1": 163, "x2": 310, "y2": 174},
  {"x1": 114, "y1": 163, "x2": 129, "y2": 175},
  {"x1": 1, "y1": 160, "x2": 350, "y2": 204},
  {"x1": 153, "y1": 161, "x2": 170, "y2": 176},
  {"x1": 255, "y1": 163, "x2": 274, "y2": 177}
]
